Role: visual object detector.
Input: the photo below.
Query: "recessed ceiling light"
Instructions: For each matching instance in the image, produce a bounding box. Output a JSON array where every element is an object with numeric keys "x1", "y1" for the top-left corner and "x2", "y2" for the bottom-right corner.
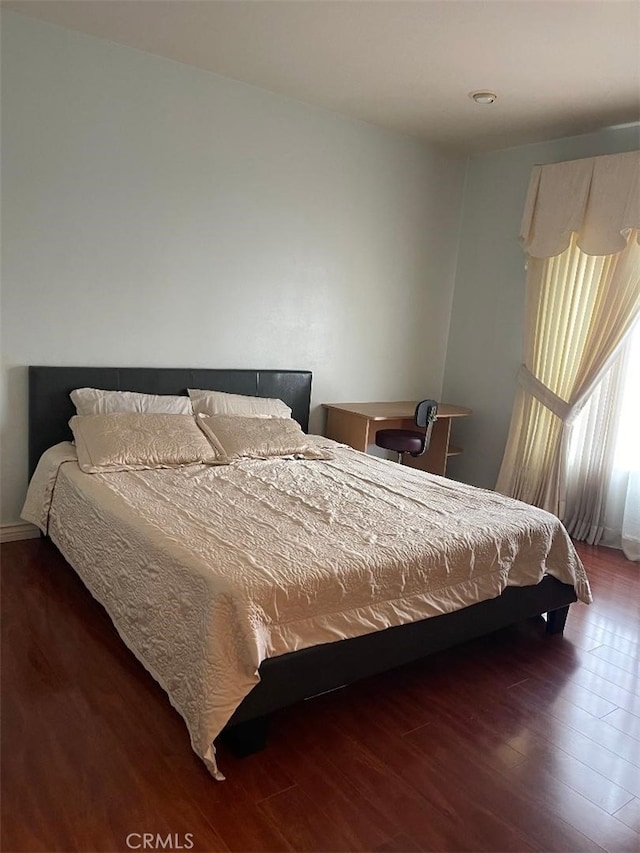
[{"x1": 469, "y1": 91, "x2": 498, "y2": 104}]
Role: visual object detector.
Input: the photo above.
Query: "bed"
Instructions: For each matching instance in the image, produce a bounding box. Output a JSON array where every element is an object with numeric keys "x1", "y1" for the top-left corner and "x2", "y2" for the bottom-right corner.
[{"x1": 23, "y1": 365, "x2": 591, "y2": 778}]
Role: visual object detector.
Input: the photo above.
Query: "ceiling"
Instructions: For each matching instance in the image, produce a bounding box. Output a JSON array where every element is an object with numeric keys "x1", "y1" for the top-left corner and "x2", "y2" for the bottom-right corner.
[{"x1": 4, "y1": 0, "x2": 640, "y2": 154}]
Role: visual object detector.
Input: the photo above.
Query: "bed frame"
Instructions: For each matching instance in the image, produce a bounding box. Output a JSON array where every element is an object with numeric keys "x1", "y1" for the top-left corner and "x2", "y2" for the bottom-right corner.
[{"x1": 28, "y1": 365, "x2": 577, "y2": 755}]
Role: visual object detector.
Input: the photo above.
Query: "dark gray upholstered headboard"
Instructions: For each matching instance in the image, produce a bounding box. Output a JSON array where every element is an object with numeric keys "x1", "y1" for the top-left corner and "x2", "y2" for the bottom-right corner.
[{"x1": 28, "y1": 366, "x2": 312, "y2": 478}]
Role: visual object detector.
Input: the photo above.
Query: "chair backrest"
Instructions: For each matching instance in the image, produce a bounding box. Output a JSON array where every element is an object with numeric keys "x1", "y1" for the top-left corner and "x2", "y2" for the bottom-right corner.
[
  {"x1": 415, "y1": 399, "x2": 438, "y2": 429},
  {"x1": 413, "y1": 399, "x2": 439, "y2": 456}
]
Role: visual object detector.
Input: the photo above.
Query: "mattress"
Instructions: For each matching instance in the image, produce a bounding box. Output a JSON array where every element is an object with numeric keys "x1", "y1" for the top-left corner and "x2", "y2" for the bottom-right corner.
[{"x1": 22, "y1": 440, "x2": 591, "y2": 778}]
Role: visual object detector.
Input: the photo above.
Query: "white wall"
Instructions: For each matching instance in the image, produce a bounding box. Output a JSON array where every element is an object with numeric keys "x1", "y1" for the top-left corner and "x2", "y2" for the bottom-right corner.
[
  {"x1": 0, "y1": 11, "x2": 466, "y2": 525},
  {"x1": 442, "y1": 124, "x2": 640, "y2": 490}
]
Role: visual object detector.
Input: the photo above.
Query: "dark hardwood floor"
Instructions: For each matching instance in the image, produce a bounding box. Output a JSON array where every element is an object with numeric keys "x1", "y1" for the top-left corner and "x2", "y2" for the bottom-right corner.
[{"x1": 1, "y1": 538, "x2": 638, "y2": 852}]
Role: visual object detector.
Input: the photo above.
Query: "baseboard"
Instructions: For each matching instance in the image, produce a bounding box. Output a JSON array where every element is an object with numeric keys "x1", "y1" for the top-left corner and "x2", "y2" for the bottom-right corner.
[{"x1": 0, "y1": 522, "x2": 40, "y2": 543}]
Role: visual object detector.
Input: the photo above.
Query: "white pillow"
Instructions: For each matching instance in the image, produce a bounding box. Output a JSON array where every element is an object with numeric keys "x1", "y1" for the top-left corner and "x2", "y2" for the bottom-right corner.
[
  {"x1": 188, "y1": 389, "x2": 291, "y2": 419},
  {"x1": 70, "y1": 413, "x2": 219, "y2": 473},
  {"x1": 197, "y1": 415, "x2": 330, "y2": 461},
  {"x1": 70, "y1": 387, "x2": 193, "y2": 416}
]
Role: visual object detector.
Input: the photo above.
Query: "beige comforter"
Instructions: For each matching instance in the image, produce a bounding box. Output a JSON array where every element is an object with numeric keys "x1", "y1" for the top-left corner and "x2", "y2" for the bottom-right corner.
[{"x1": 22, "y1": 441, "x2": 591, "y2": 778}]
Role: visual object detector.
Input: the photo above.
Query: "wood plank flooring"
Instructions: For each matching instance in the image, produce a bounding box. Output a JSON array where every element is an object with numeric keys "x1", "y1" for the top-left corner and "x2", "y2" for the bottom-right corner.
[{"x1": 1, "y1": 539, "x2": 638, "y2": 852}]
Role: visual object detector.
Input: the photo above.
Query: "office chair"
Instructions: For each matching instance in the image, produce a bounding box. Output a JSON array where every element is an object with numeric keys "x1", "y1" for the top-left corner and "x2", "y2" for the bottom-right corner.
[{"x1": 375, "y1": 399, "x2": 439, "y2": 463}]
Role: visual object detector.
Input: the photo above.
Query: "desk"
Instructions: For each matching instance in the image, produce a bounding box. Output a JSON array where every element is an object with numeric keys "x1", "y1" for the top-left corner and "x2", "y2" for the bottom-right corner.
[{"x1": 323, "y1": 401, "x2": 471, "y2": 476}]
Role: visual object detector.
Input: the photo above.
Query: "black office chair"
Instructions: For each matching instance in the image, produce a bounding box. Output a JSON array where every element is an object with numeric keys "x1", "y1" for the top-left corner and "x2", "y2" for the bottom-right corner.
[{"x1": 375, "y1": 399, "x2": 439, "y2": 463}]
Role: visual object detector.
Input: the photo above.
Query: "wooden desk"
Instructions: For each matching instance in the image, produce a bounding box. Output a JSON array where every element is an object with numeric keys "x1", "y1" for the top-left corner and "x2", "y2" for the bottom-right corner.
[{"x1": 323, "y1": 401, "x2": 471, "y2": 476}]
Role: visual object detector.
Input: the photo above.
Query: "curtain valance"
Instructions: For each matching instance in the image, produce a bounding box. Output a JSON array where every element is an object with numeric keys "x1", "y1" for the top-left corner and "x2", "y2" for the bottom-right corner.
[{"x1": 520, "y1": 150, "x2": 640, "y2": 258}]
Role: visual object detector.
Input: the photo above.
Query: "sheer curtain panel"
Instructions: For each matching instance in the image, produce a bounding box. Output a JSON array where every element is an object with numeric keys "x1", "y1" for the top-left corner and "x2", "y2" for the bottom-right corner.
[
  {"x1": 496, "y1": 151, "x2": 640, "y2": 520},
  {"x1": 599, "y1": 323, "x2": 640, "y2": 559}
]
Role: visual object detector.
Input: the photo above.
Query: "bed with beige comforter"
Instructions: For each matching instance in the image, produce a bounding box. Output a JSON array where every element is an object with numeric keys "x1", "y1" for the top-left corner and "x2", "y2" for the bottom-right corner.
[{"x1": 22, "y1": 440, "x2": 591, "y2": 778}]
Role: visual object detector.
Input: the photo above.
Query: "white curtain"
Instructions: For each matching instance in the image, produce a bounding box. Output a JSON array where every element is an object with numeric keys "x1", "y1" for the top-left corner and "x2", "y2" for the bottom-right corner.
[
  {"x1": 496, "y1": 151, "x2": 640, "y2": 520},
  {"x1": 621, "y1": 476, "x2": 640, "y2": 560},
  {"x1": 599, "y1": 322, "x2": 640, "y2": 559},
  {"x1": 564, "y1": 349, "x2": 627, "y2": 544}
]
